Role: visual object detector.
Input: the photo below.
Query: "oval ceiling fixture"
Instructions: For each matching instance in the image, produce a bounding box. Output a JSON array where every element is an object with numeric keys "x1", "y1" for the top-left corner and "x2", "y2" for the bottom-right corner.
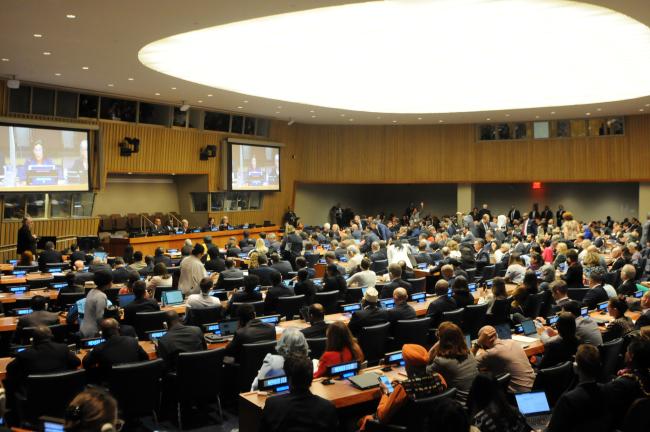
[{"x1": 139, "y1": 0, "x2": 650, "y2": 114}]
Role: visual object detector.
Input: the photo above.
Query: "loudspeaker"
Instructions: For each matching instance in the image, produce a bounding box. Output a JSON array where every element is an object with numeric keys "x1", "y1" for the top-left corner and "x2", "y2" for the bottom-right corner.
[{"x1": 200, "y1": 144, "x2": 217, "y2": 160}]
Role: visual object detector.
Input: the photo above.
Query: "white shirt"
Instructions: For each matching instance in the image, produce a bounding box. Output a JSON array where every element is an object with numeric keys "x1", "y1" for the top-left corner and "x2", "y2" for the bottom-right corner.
[
  {"x1": 387, "y1": 244, "x2": 413, "y2": 268},
  {"x1": 178, "y1": 255, "x2": 207, "y2": 296},
  {"x1": 347, "y1": 270, "x2": 377, "y2": 288},
  {"x1": 186, "y1": 292, "x2": 221, "y2": 308}
]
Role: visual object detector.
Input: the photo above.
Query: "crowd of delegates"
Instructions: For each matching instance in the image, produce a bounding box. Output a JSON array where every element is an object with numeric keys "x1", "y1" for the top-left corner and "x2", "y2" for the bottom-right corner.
[{"x1": 5, "y1": 203, "x2": 650, "y2": 431}]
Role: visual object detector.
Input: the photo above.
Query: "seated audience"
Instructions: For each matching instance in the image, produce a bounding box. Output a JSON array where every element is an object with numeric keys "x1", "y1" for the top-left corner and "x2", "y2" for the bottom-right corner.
[
  {"x1": 228, "y1": 275, "x2": 263, "y2": 308},
  {"x1": 467, "y1": 373, "x2": 529, "y2": 432},
  {"x1": 128, "y1": 251, "x2": 147, "y2": 272},
  {"x1": 617, "y1": 264, "x2": 637, "y2": 295},
  {"x1": 15, "y1": 295, "x2": 59, "y2": 338},
  {"x1": 63, "y1": 271, "x2": 84, "y2": 293},
  {"x1": 185, "y1": 277, "x2": 221, "y2": 308},
  {"x1": 478, "y1": 276, "x2": 508, "y2": 314},
  {"x1": 539, "y1": 311, "x2": 579, "y2": 369},
  {"x1": 270, "y1": 252, "x2": 293, "y2": 279},
  {"x1": 561, "y1": 249, "x2": 584, "y2": 288},
  {"x1": 384, "y1": 287, "x2": 416, "y2": 322},
  {"x1": 37, "y1": 241, "x2": 62, "y2": 271},
  {"x1": 123, "y1": 280, "x2": 160, "y2": 325},
  {"x1": 314, "y1": 321, "x2": 364, "y2": 378},
  {"x1": 452, "y1": 276, "x2": 474, "y2": 309},
  {"x1": 222, "y1": 303, "x2": 275, "y2": 363},
  {"x1": 348, "y1": 287, "x2": 388, "y2": 336},
  {"x1": 249, "y1": 254, "x2": 281, "y2": 287},
  {"x1": 379, "y1": 263, "x2": 412, "y2": 298},
  {"x1": 504, "y1": 253, "x2": 526, "y2": 284},
  {"x1": 427, "y1": 322, "x2": 479, "y2": 404},
  {"x1": 427, "y1": 279, "x2": 457, "y2": 328},
  {"x1": 64, "y1": 388, "x2": 120, "y2": 432},
  {"x1": 251, "y1": 327, "x2": 309, "y2": 390},
  {"x1": 293, "y1": 269, "x2": 317, "y2": 305},
  {"x1": 204, "y1": 246, "x2": 226, "y2": 272},
  {"x1": 259, "y1": 353, "x2": 338, "y2": 432},
  {"x1": 550, "y1": 280, "x2": 571, "y2": 311},
  {"x1": 472, "y1": 325, "x2": 535, "y2": 393},
  {"x1": 301, "y1": 303, "x2": 329, "y2": 338},
  {"x1": 322, "y1": 263, "x2": 348, "y2": 299},
  {"x1": 582, "y1": 266, "x2": 609, "y2": 310},
  {"x1": 156, "y1": 310, "x2": 206, "y2": 370},
  {"x1": 264, "y1": 271, "x2": 294, "y2": 314},
  {"x1": 216, "y1": 257, "x2": 245, "y2": 290},
  {"x1": 69, "y1": 243, "x2": 87, "y2": 264},
  {"x1": 346, "y1": 257, "x2": 377, "y2": 288},
  {"x1": 153, "y1": 246, "x2": 172, "y2": 267},
  {"x1": 635, "y1": 290, "x2": 650, "y2": 330},
  {"x1": 111, "y1": 257, "x2": 136, "y2": 284},
  {"x1": 295, "y1": 256, "x2": 316, "y2": 279},
  {"x1": 602, "y1": 295, "x2": 635, "y2": 342}
]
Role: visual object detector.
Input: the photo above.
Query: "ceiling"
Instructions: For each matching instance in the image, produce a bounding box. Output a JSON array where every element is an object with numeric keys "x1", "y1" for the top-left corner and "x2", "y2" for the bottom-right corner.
[{"x1": 0, "y1": 0, "x2": 649, "y2": 125}]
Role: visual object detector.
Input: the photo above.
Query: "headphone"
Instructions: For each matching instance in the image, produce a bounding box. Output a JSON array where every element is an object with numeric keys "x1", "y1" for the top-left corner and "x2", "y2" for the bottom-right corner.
[{"x1": 65, "y1": 405, "x2": 115, "y2": 432}]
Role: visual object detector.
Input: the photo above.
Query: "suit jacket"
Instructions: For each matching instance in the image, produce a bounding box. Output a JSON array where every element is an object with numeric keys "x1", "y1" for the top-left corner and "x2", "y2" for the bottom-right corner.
[
  {"x1": 562, "y1": 264, "x2": 584, "y2": 288},
  {"x1": 249, "y1": 265, "x2": 281, "y2": 286},
  {"x1": 376, "y1": 223, "x2": 392, "y2": 241},
  {"x1": 17, "y1": 225, "x2": 36, "y2": 254},
  {"x1": 617, "y1": 279, "x2": 637, "y2": 296},
  {"x1": 379, "y1": 279, "x2": 413, "y2": 299},
  {"x1": 239, "y1": 238, "x2": 255, "y2": 249},
  {"x1": 205, "y1": 257, "x2": 226, "y2": 272},
  {"x1": 157, "y1": 324, "x2": 206, "y2": 370},
  {"x1": 610, "y1": 257, "x2": 627, "y2": 272},
  {"x1": 6, "y1": 340, "x2": 81, "y2": 391},
  {"x1": 322, "y1": 275, "x2": 348, "y2": 299},
  {"x1": 521, "y1": 219, "x2": 537, "y2": 235},
  {"x1": 271, "y1": 260, "x2": 294, "y2": 279},
  {"x1": 477, "y1": 223, "x2": 490, "y2": 240},
  {"x1": 216, "y1": 268, "x2": 245, "y2": 289},
  {"x1": 582, "y1": 285, "x2": 609, "y2": 310},
  {"x1": 634, "y1": 309, "x2": 650, "y2": 330},
  {"x1": 508, "y1": 209, "x2": 521, "y2": 222},
  {"x1": 384, "y1": 302, "x2": 416, "y2": 322},
  {"x1": 347, "y1": 305, "x2": 387, "y2": 336},
  {"x1": 426, "y1": 296, "x2": 458, "y2": 327},
  {"x1": 153, "y1": 255, "x2": 173, "y2": 267},
  {"x1": 294, "y1": 280, "x2": 317, "y2": 305},
  {"x1": 259, "y1": 390, "x2": 338, "y2": 432},
  {"x1": 547, "y1": 382, "x2": 612, "y2": 432},
  {"x1": 16, "y1": 310, "x2": 60, "y2": 334},
  {"x1": 228, "y1": 290, "x2": 263, "y2": 309},
  {"x1": 70, "y1": 250, "x2": 87, "y2": 264},
  {"x1": 264, "y1": 284, "x2": 295, "y2": 314},
  {"x1": 112, "y1": 266, "x2": 137, "y2": 284},
  {"x1": 301, "y1": 321, "x2": 329, "y2": 339},
  {"x1": 415, "y1": 252, "x2": 432, "y2": 265},
  {"x1": 82, "y1": 335, "x2": 148, "y2": 379},
  {"x1": 123, "y1": 298, "x2": 160, "y2": 326},
  {"x1": 223, "y1": 319, "x2": 276, "y2": 362},
  {"x1": 539, "y1": 336, "x2": 577, "y2": 369},
  {"x1": 38, "y1": 249, "x2": 63, "y2": 271}
]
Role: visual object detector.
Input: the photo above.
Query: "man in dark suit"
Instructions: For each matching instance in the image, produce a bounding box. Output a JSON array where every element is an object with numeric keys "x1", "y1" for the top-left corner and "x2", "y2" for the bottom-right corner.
[
  {"x1": 5, "y1": 325, "x2": 80, "y2": 394},
  {"x1": 294, "y1": 269, "x2": 317, "y2": 305},
  {"x1": 238, "y1": 230, "x2": 256, "y2": 249},
  {"x1": 122, "y1": 281, "x2": 160, "y2": 326},
  {"x1": 426, "y1": 280, "x2": 457, "y2": 327},
  {"x1": 69, "y1": 243, "x2": 87, "y2": 264},
  {"x1": 384, "y1": 288, "x2": 416, "y2": 322},
  {"x1": 477, "y1": 214, "x2": 491, "y2": 240},
  {"x1": 259, "y1": 353, "x2": 338, "y2": 432},
  {"x1": 561, "y1": 250, "x2": 584, "y2": 288},
  {"x1": 270, "y1": 253, "x2": 293, "y2": 279},
  {"x1": 541, "y1": 206, "x2": 553, "y2": 222},
  {"x1": 250, "y1": 254, "x2": 281, "y2": 286},
  {"x1": 156, "y1": 310, "x2": 206, "y2": 371},
  {"x1": 371, "y1": 220, "x2": 392, "y2": 242},
  {"x1": 617, "y1": 264, "x2": 637, "y2": 295},
  {"x1": 82, "y1": 318, "x2": 148, "y2": 382},
  {"x1": 153, "y1": 247, "x2": 172, "y2": 267},
  {"x1": 473, "y1": 239, "x2": 490, "y2": 271},
  {"x1": 37, "y1": 241, "x2": 62, "y2": 271},
  {"x1": 379, "y1": 263, "x2": 412, "y2": 299},
  {"x1": 222, "y1": 303, "x2": 275, "y2": 363},
  {"x1": 369, "y1": 241, "x2": 387, "y2": 262},
  {"x1": 301, "y1": 304, "x2": 329, "y2": 339},
  {"x1": 294, "y1": 256, "x2": 316, "y2": 279},
  {"x1": 361, "y1": 230, "x2": 380, "y2": 254},
  {"x1": 414, "y1": 240, "x2": 432, "y2": 265},
  {"x1": 520, "y1": 213, "x2": 537, "y2": 236},
  {"x1": 15, "y1": 295, "x2": 59, "y2": 342},
  {"x1": 111, "y1": 257, "x2": 137, "y2": 284},
  {"x1": 582, "y1": 266, "x2": 609, "y2": 310},
  {"x1": 216, "y1": 258, "x2": 245, "y2": 290},
  {"x1": 608, "y1": 247, "x2": 627, "y2": 272},
  {"x1": 348, "y1": 288, "x2": 388, "y2": 336},
  {"x1": 204, "y1": 247, "x2": 226, "y2": 273},
  {"x1": 264, "y1": 271, "x2": 295, "y2": 314},
  {"x1": 508, "y1": 206, "x2": 521, "y2": 224},
  {"x1": 16, "y1": 216, "x2": 36, "y2": 255}
]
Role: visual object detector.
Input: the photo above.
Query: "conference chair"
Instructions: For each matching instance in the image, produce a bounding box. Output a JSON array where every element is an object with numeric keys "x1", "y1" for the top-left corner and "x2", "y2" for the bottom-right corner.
[
  {"x1": 134, "y1": 310, "x2": 168, "y2": 340},
  {"x1": 567, "y1": 287, "x2": 589, "y2": 301},
  {"x1": 170, "y1": 350, "x2": 224, "y2": 429},
  {"x1": 359, "y1": 322, "x2": 391, "y2": 366},
  {"x1": 605, "y1": 271, "x2": 620, "y2": 288},
  {"x1": 365, "y1": 419, "x2": 407, "y2": 432},
  {"x1": 480, "y1": 265, "x2": 496, "y2": 281},
  {"x1": 28, "y1": 278, "x2": 50, "y2": 290},
  {"x1": 231, "y1": 301, "x2": 265, "y2": 318},
  {"x1": 486, "y1": 298, "x2": 511, "y2": 326},
  {"x1": 277, "y1": 294, "x2": 306, "y2": 320},
  {"x1": 57, "y1": 292, "x2": 85, "y2": 310},
  {"x1": 392, "y1": 318, "x2": 431, "y2": 349},
  {"x1": 622, "y1": 398, "x2": 650, "y2": 432},
  {"x1": 462, "y1": 303, "x2": 489, "y2": 339},
  {"x1": 109, "y1": 359, "x2": 164, "y2": 426},
  {"x1": 532, "y1": 361, "x2": 575, "y2": 407},
  {"x1": 105, "y1": 287, "x2": 121, "y2": 304},
  {"x1": 221, "y1": 278, "x2": 244, "y2": 291},
  {"x1": 441, "y1": 308, "x2": 464, "y2": 328},
  {"x1": 306, "y1": 337, "x2": 327, "y2": 359},
  {"x1": 185, "y1": 306, "x2": 223, "y2": 327},
  {"x1": 20, "y1": 324, "x2": 68, "y2": 345},
  {"x1": 371, "y1": 259, "x2": 389, "y2": 275},
  {"x1": 599, "y1": 337, "x2": 624, "y2": 382},
  {"x1": 20, "y1": 369, "x2": 86, "y2": 424},
  {"x1": 464, "y1": 268, "x2": 476, "y2": 281},
  {"x1": 531, "y1": 291, "x2": 548, "y2": 318},
  {"x1": 494, "y1": 261, "x2": 507, "y2": 277},
  {"x1": 406, "y1": 388, "x2": 457, "y2": 432},
  {"x1": 239, "y1": 340, "x2": 277, "y2": 391},
  {"x1": 345, "y1": 286, "x2": 365, "y2": 303},
  {"x1": 304, "y1": 253, "x2": 321, "y2": 267},
  {"x1": 495, "y1": 372, "x2": 512, "y2": 393},
  {"x1": 406, "y1": 277, "x2": 426, "y2": 293},
  {"x1": 46, "y1": 262, "x2": 71, "y2": 271},
  {"x1": 314, "y1": 291, "x2": 339, "y2": 314}
]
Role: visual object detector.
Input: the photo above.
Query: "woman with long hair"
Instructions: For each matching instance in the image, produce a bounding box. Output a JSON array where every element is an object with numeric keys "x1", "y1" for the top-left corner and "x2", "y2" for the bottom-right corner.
[{"x1": 314, "y1": 321, "x2": 364, "y2": 377}]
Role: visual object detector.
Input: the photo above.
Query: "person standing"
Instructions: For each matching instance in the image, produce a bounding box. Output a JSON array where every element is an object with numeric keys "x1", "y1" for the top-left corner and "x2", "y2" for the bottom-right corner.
[{"x1": 17, "y1": 216, "x2": 37, "y2": 256}]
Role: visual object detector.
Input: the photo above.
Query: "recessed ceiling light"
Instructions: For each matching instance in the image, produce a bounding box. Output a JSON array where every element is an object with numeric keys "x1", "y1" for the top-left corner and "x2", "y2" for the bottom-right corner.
[
  {"x1": 376, "y1": 116, "x2": 381, "y2": 119},
  {"x1": 33, "y1": 34, "x2": 42, "y2": 38},
  {"x1": 107, "y1": 84, "x2": 114, "y2": 87},
  {"x1": 54, "y1": 73, "x2": 61, "y2": 76},
  {"x1": 417, "y1": 117, "x2": 422, "y2": 120},
  {"x1": 392, "y1": 120, "x2": 397, "y2": 123},
  {"x1": 550, "y1": 111, "x2": 556, "y2": 114},
  {"x1": 155, "y1": 92, "x2": 160, "y2": 95},
  {"x1": 42, "y1": 51, "x2": 51, "y2": 55},
  {"x1": 309, "y1": 110, "x2": 315, "y2": 113},
  {"x1": 275, "y1": 111, "x2": 280, "y2": 114},
  {"x1": 586, "y1": 112, "x2": 591, "y2": 116},
  {"x1": 237, "y1": 106, "x2": 243, "y2": 109},
  {"x1": 207, "y1": 94, "x2": 213, "y2": 97},
  {"x1": 243, "y1": 100, "x2": 248, "y2": 103},
  {"x1": 596, "y1": 107, "x2": 602, "y2": 111},
  {"x1": 171, "y1": 87, "x2": 176, "y2": 90},
  {"x1": 139, "y1": 0, "x2": 650, "y2": 114},
  {"x1": 439, "y1": 120, "x2": 444, "y2": 123},
  {"x1": 535, "y1": 115, "x2": 540, "y2": 119},
  {"x1": 640, "y1": 108, "x2": 645, "y2": 112},
  {"x1": 645, "y1": 104, "x2": 650, "y2": 107},
  {"x1": 349, "y1": 118, "x2": 354, "y2": 121},
  {"x1": 197, "y1": 100, "x2": 203, "y2": 103},
  {"x1": 1, "y1": 58, "x2": 9, "y2": 62},
  {"x1": 66, "y1": 14, "x2": 76, "y2": 19},
  {"x1": 277, "y1": 106, "x2": 282, "y2": 109},
  {"x1": 127, "y1": 77, "x2": 134, "y2": 81},
  {"x1": 311, "y1": 115, "x2": 317, "y2": 118},
  {"x1": 486, "y1": 118, "x2": 491, "y2": 121},
  {"x1": 82, "y1": 66, "x2": 89, "y2": 70},
  {"x1": 505, "y1": 114, "x2": 510, "y2": 117},
  {"x1": 340, "y1": 113, "x2": 345, "y2": 117}
]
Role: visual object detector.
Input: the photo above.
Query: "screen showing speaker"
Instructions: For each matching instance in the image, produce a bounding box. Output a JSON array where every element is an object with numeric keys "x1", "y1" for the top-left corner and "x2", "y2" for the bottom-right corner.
[
  {"x1": 0, "y1": 124, "x2": 90, "y2": 192},
  {"x1": 228, "y1": 143, "x2": 280, "y2": 191}
]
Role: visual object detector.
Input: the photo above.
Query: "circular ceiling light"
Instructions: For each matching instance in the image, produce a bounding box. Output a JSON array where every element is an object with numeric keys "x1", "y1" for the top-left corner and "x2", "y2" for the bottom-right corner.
[{"x1": 139, "y1": 0, "x2": 650, "y2": 114}]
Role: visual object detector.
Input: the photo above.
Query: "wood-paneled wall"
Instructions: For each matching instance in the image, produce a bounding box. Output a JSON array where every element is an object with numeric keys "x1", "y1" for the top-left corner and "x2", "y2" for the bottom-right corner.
[{"x1": 0, "y1": 217, "x2": 99, "y2": 262}]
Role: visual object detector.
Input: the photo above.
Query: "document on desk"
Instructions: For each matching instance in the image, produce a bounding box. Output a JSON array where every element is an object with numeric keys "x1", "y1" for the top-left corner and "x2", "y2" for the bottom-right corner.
[{"x1": 512, "y1": 334, "x2": 538, "y2": 343}]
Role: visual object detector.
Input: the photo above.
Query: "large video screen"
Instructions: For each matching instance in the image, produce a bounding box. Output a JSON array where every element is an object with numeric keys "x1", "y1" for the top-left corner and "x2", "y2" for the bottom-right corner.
[
  {"x1": 229, "y1": 143, "x2": 280, "y2": 191},
  {"x1": 0, "y1": 124, "x2": 90, "y2": 192}
]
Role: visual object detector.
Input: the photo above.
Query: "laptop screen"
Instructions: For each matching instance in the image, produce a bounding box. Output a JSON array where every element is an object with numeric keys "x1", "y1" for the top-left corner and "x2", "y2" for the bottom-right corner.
[
  {"x1": 521, "y1": 320, "x2": 536, "y2": 336},
  {"x1": 162, "y1": 290, "x2": 184, "y2": 306},
  {"x1": 219, "y1": 319, "x2": 239, "y2": 336},
  {"x1": 259, "y1": 315, "x2": 280, "y2": 325},
  {"x1": 380, "y1": 299, "x2": 395, "y2": 309},
  {"x1": 15, "y1": 308, "x2": 33, "y2": 315},
  {"x1": 417, "y1": 263, "x2": 428, "y2": 270},
  {"x1": 597, "y1": 301, "x2": 608, "y2": 311},
  {"x1": 580, "y1": 306, "x2": 589, "y2": 317},
  {"x1": 468, "y1": 283, "x2": 477, "y2": 292},
  {"x1": 119, "y1": 294, "x2": 136, "y2": 307},
  {"x1": 93, "y1": 252, "x2": 107, "y2": 261},
  {"x1": 465, "y1": 334, "x2": 471, "y2": 349},
  {"x1": 148, "y1": 330, "x2": 167, "y2": 341},
  {"x1": 515, "y1": 391, "x2": 550, "y2": 415},
  {"x1": 411, "y1": 292, "x2": 426, "y2": 303},
  {"x1": 50, "y1": 282, "x2": 68, "y2": 291},
  {"x1": 342, "y1": 303, "x2": 361, "y2": 312},
  {"x1": 547, "y1": 315, "x2": 559, "y2": 326},
  {"x1": 47, "y1": 267, "x2": 62, "y2": 273},
  {"x1": 634, "y1": 290, "x2": 644, "y2": 299}
]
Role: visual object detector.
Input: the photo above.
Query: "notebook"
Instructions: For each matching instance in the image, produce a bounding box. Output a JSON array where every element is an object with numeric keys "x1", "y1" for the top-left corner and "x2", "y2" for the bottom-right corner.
[
  {"x1": 515, "y1": 391, "x2": 552, "y2": 429},
  {"x1": 349, "y1": 371, "x2": 381, "y2": 390}
]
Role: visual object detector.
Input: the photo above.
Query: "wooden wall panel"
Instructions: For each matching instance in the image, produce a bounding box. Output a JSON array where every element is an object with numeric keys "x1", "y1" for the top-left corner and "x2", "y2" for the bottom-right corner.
[{"x1": 0, "y1": 217, "x2": 99, "y2": 262}]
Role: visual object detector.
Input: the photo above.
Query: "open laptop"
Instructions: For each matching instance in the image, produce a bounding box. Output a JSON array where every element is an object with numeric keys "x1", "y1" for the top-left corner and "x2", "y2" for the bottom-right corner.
[
  {"x1": 380, "y1": 298, "x2": 395, "y2": 309},
  {"x1": 512, "y1": 319, "x2": 539, "y2": 343},
  {"x1": 119, "y1": 294, "x2": 136, "y2": 307},
  {"x1": 161, "y1": 290, "x2": 184, "y2": 306},
  {"x1": 515, "y1": 391, "x2": 552, "y2": 429}
]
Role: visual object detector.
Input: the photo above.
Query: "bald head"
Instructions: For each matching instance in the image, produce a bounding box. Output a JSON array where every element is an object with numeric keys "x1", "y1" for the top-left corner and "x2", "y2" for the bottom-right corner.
[
  {"x1": 393, "y1": 287, "x2": 408, "y2": 304},
  {"x1": 434, "y1": 279, "x2": 449, "y2": 296},
  {"x1": 164, "y1": 310, "x2": 181, "y2": 328},
  {"x1": 441, "y1": 264, "x2": 454, "y2": 279},
  {"x1": 477, "y1": 325, "x2": 498, "y2": 349},
  {"x1": 32, "y1": 325, "x2": 53, "y2": 343},
  {"x1": 74, "y1": 260, "x2": 84, "y2": 271},
  {"x1": 100, "y1": 318, "x2": 120, "y2": 338}
]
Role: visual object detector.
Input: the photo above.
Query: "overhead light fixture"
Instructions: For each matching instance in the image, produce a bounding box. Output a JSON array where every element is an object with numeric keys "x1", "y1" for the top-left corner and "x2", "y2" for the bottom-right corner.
[
  {"x1": 586, "y1": 112, "x2": 591, "y2": 116},
  {"x1": 171, "y1": 87, "x2": 176, "y2": 90},
  {"x1": 237, "y1": 106, "x2": 243, "y2": 109},
  {"x1": 550, "y1": 111, "x2": 556, "y2": 114},
  {"x1": 108, "y1": 84, "x2": 114, "y2": 87},
  {"x1": 288, "y1": 118, "x2": 295, "y2": 126},
  {"x1": 66, "y1": 14, "x2": 76, "y2": 19},
  {"x1": 197, "y1": 99, "x2": 203, "y2": 103},
  {"x1": 128, "y1": 77, "x2": 134, "y2": 81},
  {"x1": 207, "y1": 94, "x2": 213, "y2": 97},
  {"x1": 82, "y1": 66, "x2": 89, "y2": 70},
  {"x1": 42, "y1": 51, "x2": 51, "y2": 55},
  {"x1": 155, "y1": 92, "x2": 160, "y2": 95},
  {"x1": 139, "y1": 0, "x2": 650, "y2": 114},
  {"x1": 33, "y1": 34, "x2": 42, "y2": 38},
  {"x1": 54, "y1": 73, "x2": 61, "y2": 76},
  {"x1": 243, "y1": 100, "x2": 248, "y2": 103},
  {"x1": 180, "y1": 101, "x2": 190, "y2": 111},
  {"x1": 1, "y1": 58, "x2": 9, "y2": 62}
]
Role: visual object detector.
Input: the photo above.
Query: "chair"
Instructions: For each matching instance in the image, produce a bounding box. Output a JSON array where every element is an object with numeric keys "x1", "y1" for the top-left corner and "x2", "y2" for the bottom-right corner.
[
  {"x1": 365, "y1": 419, "x2": 407, "y2": 432},
  {"x1": 495, "y1": 372, "x2": 511, "y2": 393},
  {"x1": 171, "y1": 350, "x2": 225, "y2": 429},
  {"x1": 314, "y1": 291, "x2": 339, "y2": 314},
  {"x1": 480, "y1": 265, "x2": 496, "y2": 281},
  {"x1": 567, "y1": 288, "x2": 589, "y2": 301},
  {"x1": 441, "y1": 308, "x2": 464, "y2": 328},
  {"x1": 462, "y1": 303, "x2": 489, "y2": 339},
  {"x1": 599, "y1": 337, "x2": 624, "y2": 382},
  {"x1": 22, "y1": 369, "x2": 86, "y2": 422},
  {"x1": 486, "y1": 298, "x2": 511, "y2": 326},
  {"x1": 277, "y1": 295, "x2": 306, "y2": 320},
  {"x1": 134, "y1": 311, "x2": 168, "y2": 340},
  {"x1": 530, "y1": 291, "x2": 547, "y2": 318},
  {"x1": 105, "y1": 287, "x2": 121, "y2": 304},
  {"x1": 20, "y1": 324, "x2": 68, "y2": 345},
  {"x1": 372, "y1": 259, "x2": 389, "y2": 275},
  {"x1": 532, "y1": 361, "x2": 574, "y2": 407},
  {"x1": 231, "y1": 301, "x2": 265, "y2": 317},
  {"x1": 494, "y1": 261, "x2": 507, "y2": 277},
  {"x1": 154, "y1": 286, "x2": 176, "y2": 302},
  {"x1": 406, "y1": 388, "x2": 457, "y2": 432},
  {"x1": 185, "y1": 306, "x2": 223, "y2": 327},
  {"x1": 358, "y1": 322, "x2": 391, "y2": 366},
  {"x1": 46, "y1": 262, "x2": 71, "y2": 271},
  {"x1": 393, "y1": 318, "x2": 431, "y2": 349},
  {"x1": 622, "y1": 397, "x2": 650, "y2": 432},
  {"x1": 239, "y1": 341, "x2": 277, "y2": 391},
  {"x1": 304, "y1": 254, "x2": 321, "y2": 267},
  {"x1": 345, "y1": 287, "x2": 365, "y2": 303},
  {"x1": 464, "y1": 268, "x2": 476, "y2": 281},
  {"x1": 58, "y1": 292, "x2": 85, "y2": 309},
  {"x1": 221, "y1": 278, "x2": 244, "y2": 291},
  {"x1": 306, "y1": 337, "x2": 327, "y2": 359},
  {"x1": 406, "y1": 278, "x2": 426, "y2": 293},
  {"x1": 109, "y1": 359, "x2": 164, "y2": 425}
]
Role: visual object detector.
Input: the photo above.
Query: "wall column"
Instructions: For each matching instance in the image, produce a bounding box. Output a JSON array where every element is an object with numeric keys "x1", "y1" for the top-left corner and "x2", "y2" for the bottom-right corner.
[
  {"x1": 639, "y1": 183, "x2": 650, "y2": 220},
  {"x1": 457, "y1": 183, "x2": 474, "y2": 214}
]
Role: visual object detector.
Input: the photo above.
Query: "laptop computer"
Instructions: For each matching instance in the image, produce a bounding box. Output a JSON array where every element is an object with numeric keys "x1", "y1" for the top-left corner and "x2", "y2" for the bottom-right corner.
[
  {"x1": 162, "y1": 290, "x2": 184, "y2": 306},
  {"x1": 147, "y1": 330, "x2": 167, "y2": 342},
  {"x1": 342, "y1": 303, "x2": 361, "y2": 313},
  {"x1": 93, "y1": 251, "x2": 108, "y2": 261},
  {"x1": 119, "y1": 294, "x2": 136, "y2": 307},
  {"x1": 410, "y1": 292, "x2": 426, "y2": 303},
  {"x1": 349, "y1": 371, "x2": 381, "y2": 390},
  {"x1": 380, "y1": 299, "x2": 395, "y2": 309},
  {"x1": 515, "y1": 391, "x2": 552, "y2": 429},
  {"x1": 259, "y1": 314, "x2": 281, "y2": 325},
  {"x1": 512, "y1": 319, "x2": 539, "y2": 343}
]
